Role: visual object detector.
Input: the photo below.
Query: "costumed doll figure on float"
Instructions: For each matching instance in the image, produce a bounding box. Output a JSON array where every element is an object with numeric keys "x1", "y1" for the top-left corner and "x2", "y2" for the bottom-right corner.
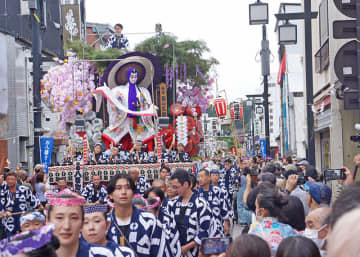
[{"x1": 93, "y1": 67, "x2": 157, "y2": 150}]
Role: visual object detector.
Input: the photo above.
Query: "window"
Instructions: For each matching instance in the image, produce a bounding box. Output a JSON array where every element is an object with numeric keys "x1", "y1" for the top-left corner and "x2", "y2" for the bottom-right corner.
[
  {"x1": 319, "y1": 0, "x2": 329, "y2": 47},
  {"x1": 315, "y1": 0, "x2": 329, "y2": 73}
]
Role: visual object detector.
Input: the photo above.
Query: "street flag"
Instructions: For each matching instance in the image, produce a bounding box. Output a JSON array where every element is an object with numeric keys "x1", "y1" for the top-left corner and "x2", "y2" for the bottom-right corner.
[
  {"x1": 277, "y1": 51, "x2": 286, "y2": 85},
  {"x1": 40, "y1": 137, "x2": 54, "y2": 173}
]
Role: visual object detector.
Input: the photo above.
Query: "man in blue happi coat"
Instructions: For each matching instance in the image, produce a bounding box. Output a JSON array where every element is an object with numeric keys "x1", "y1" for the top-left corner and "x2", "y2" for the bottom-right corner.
[
  {"x1": 129, "y1": 167, "x2": 150, "y2": 196},
  {"x1": 167, "y1": 169, "x2": 212, "y2": 257},
  {"x1": 81, "y1": 175, "x2": 108, "y2": 204},
  {"x1": 197, "y1": 168, "x2": 232, "y2": 237},
  {"x1": 2, "y1": 171, "x2": 39, "y2": 237},
  {"x1": 107, "y1": 173, "x2": 174, "y2": 257}
]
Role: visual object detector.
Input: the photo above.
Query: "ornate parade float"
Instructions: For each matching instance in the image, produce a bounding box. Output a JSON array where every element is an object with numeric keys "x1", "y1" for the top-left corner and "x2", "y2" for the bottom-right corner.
[{"x1": 41, "y1": 46, "x2": 215, "y2": 189}]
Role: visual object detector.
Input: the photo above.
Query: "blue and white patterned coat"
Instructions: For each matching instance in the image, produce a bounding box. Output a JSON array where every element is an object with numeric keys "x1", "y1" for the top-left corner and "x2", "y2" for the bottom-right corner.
[
  {"x1": 81, "y1": 183, "x2": 108, "y2": 203},
  {"x1": 107, "y1": 207, "x2": 174, "y2": 257},
  {"x1": 219, "y1": 167, "x2": 237, "y2": 197},
  {"x1": 135, "y1": 176, "x2": 150, "y2": 196},
  {"x1": 2, "y1": 184, "x2": 39, "y2": 236},
  {"x1": 106, "y1": 239, "x2": 136, "y2": 257},
  {"x1": 198, "y1": 185, "x2": 231, "y2": 237},
  {"x1": 167, "y1": 193, "x2": 212, "y2": 257},
  {"x1": 88, "y1": 152, "x2": 108, "y2": 165},
  {"x1": 77, "y1": 237, "x2": 134, "y2": 257},
  {"x1": 128, "y1": 151, "x2": 149, "y2": 164},
  {"x1": 106, "y1": 34, "x2": 129, "y2": 49},
  {"x1": 158, "y1": 207, "x2": 182, "y2": 257},
  {"x1": 169, "y1": 151, "x2": 191, "y2": 163}
]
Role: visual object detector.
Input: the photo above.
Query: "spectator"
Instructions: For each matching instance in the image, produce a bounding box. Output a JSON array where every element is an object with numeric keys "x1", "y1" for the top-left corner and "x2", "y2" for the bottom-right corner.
[
  {"x1": 245, "y1": 181, "x2": 274, "y2": 213},
  {"x1": 106, "y1": 23, "x2": 129, "y2": 49},
  {"x1": 329, "y1": 183, "x2": 360, "y2": 228},
  {"x1": 249, "y1": 188, "x2": 297, "y2": 253},
  {"x1": 276, "y1": 236, "x2": 321, "y2": 257},
  {"x1": 279, "y1": 195, "x2": 306, "y2": 232},
  {"x1": 305, "y1": 182, "x2": 331, "y2": 211},
  {"x1": 229, "y1": 234, "x2": 271, "y2": 257},
  {"x1": 261, "y1": 163, "x2": 276, "y2": 174},
  {"x1": 31, "y1": 164, "x2": 44, "y2": 193},
  {"x1": 304, "y1": 207, "x2": 331, "y2": 257},
  {"x1": 328, "y1": 208, "x2": 360, "y2": 257},
  {"x1": 237, "y1": 170, "x2": 253, "y2": 233},
  {"x1": 258, "y1": 172, "x2": 276, "y2": 185},
  {"x1": 35, "y1": 173, "x2": 47, "y2": 208},
  {"x1": 296, "y1": 160, "x2": 318, "y2": 181},
  {"x1": 283, "y1": 170, "x2": 310, "y2": 216},
  {"x1": 19, "y1": 170, "x2": 33, "y2": 192}
]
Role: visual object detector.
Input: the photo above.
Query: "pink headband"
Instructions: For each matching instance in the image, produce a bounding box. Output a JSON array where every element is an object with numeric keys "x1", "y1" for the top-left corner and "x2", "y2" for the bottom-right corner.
[
  {"x1": 146, "y1": 197, "x2": 161, "y2": 210},
  {"x1": 48, "y1": 189, "x2": 85, "y2": 206}
]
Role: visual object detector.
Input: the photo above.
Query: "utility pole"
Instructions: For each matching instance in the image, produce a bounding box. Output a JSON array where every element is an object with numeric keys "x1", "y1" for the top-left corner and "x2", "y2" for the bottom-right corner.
[
  {"x1": 261, "y1": 24, "x2": 271, "y2": 157},
  {"x1": 30, "y1": 0, "x2": 43, "y2": 165},
  {"x1": 304, "y1": 0, "x2": 315, "y2": 165}
]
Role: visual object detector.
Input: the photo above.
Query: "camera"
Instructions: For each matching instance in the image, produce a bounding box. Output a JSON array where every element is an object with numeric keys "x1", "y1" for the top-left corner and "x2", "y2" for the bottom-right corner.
[
  {"x1": 323, "y1": 168, "x2": 346, "y2": 181},
  {"x1": 297, "y1": 174, "x2": 306, "y2": 185}
]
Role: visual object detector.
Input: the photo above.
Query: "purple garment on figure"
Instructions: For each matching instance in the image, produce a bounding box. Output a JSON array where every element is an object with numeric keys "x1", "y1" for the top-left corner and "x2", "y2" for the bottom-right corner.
[{"x1": 127, "y1": 68, "x2": 138, "y2": 118}]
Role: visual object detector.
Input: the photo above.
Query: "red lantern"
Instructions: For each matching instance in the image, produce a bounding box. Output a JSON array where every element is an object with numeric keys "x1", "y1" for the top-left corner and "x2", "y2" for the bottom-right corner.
[
  {"x1": 215, "y1": 98, "x2": 227, "y2": 118},
  {"x1": 231, "y1": 102, "x2": 243, "y2": 120}
]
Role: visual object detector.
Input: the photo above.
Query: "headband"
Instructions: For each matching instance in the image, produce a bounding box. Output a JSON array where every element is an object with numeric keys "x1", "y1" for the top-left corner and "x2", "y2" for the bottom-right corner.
[
  {"x1": 0, "y1": 223, "x2": 54, "y2": 257},
  {"x1": 48, "y1": 188, "x2": 85, "y2": 206},
  {"x1": 146, "y1": 197, "x2": 161, "y2": 210},
  {"x1": 84, "y1": 204, "x2": 108, "y2": 214},
  {"x1": 20, "y1": 211, "x2": 46, "y2": 227}
]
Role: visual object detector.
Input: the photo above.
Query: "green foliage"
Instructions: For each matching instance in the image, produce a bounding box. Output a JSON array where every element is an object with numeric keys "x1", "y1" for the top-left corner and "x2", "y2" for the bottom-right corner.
[
  {"x1": 64, "y1": 40, "x2": 125, "y2": 72},
  {"x1": 135, "y1": 34, "x2": 218, "y2": 86}
]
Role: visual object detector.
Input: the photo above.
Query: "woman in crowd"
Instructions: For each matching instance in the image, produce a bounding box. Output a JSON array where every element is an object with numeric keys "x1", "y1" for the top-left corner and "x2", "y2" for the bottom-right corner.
[
  {"x1": 249, "y1": 188, "x2": 297, "y2": 253},
  {"x1": 81, "y1": 204, "x2": 135, "y2": 256},
  {"x1": 34, "y1": 173, "x2": 47, "y2": 208},
  {"x1": 279, "y1": 195, "x2": 306, "y2": 232},
  {"x1": 276, "y1": 236, "x2": 321, "y2": 257},
  {"x1": 228, "y1": 234, "x2": 271, "y2": 257},
  {"x1": 144, "y1": 187, "x2": 182, "y2": 257}
]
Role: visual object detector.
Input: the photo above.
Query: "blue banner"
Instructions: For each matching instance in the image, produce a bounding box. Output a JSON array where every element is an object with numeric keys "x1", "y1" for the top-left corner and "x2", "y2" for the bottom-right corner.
[
  {"x1": 260, "y1": 139, "x2": 266, "y2": 158},
  {"x1": 40, "y1": 137, "x2": 54, "y2": 173}
]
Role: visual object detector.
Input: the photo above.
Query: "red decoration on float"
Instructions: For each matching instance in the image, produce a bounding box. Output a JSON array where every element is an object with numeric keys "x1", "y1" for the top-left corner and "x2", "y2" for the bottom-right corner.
[
  {"x1": 230, "y1": 102, "x2": 243, "y2": 120},
  {"x1": 214, "y1": 98, "x2": 227, "y2": 117}
]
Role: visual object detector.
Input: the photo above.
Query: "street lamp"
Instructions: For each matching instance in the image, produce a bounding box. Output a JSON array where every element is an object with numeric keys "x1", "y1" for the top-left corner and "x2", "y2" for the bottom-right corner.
[
  {"x1": 249, "y1": 0, "x2": 269, "y2": 25},
  {"x1": 249, "y1": 0, "x2": 271, "y2": 157},
  {"x1": 274, "y1": 0, "x2": 318, "y2": 165},
  {"x1": 278, "y1": 22, "x2": 297, "y2": 45}
]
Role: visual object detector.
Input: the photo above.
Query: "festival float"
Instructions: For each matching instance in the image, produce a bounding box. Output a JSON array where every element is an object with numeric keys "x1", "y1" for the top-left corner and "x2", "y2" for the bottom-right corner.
[{"x1": 41, "y1": 50, "x2": 215, "y2": 189}]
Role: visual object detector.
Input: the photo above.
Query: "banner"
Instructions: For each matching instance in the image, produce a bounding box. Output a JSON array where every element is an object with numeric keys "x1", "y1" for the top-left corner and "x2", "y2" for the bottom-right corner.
[
  {"x1": 40, "y1": 137, "x2": 54, "y2": 173},
  {"x1": 260, "y1": 139, "x2": 266, "y2": 158}
]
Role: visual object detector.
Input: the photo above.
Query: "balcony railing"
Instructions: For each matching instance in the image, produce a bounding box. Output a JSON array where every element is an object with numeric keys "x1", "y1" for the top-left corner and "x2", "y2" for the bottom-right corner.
[{"x1": 315, "y1": 39, "x2": 330, "y2": 73}]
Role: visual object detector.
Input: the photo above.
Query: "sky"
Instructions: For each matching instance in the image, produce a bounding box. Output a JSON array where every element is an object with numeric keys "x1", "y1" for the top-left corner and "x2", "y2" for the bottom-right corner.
[{"x1": 86, "y1": 0, "x2": 300, "y2": 101}]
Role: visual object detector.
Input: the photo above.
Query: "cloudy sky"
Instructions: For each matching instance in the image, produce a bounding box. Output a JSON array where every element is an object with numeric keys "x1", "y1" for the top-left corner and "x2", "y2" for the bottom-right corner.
[{"x1": 86, "y1": 0, "x2": 300, "y2": 101}]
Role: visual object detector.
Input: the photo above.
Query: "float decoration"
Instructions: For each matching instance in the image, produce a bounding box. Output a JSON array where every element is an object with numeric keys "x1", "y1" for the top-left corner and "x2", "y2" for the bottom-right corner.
[
  {"x1": 214, "y1": 97, "x2": 227, "y2": 118},
  {"x1": 41, "y1": 52, "x2": 95, "y2": 127}
]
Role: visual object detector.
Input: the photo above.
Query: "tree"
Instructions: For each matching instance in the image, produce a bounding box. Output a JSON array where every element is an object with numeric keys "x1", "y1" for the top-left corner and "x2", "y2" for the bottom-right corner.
[{"x1": 135, "y1": 34, "x2": 218, "y2": 86}]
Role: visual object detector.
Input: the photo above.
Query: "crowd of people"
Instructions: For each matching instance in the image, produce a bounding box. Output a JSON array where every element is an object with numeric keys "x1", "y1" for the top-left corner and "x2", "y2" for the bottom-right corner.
[
  {"x1": 61, "y1": 141, "x2": 191, "y2": 166},
  {"x1": 0, "y1": 153, "x2": 359, "y2": 257}
]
